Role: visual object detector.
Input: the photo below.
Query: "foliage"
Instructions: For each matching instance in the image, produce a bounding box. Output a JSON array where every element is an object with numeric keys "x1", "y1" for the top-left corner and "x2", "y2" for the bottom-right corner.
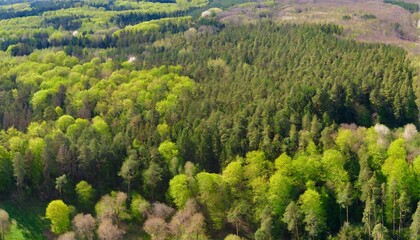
[
  {"x1": 384, "y1": 0, "x2": 419, "y2": 13},
  {"x1": 45, "y1": 200, "x2": 70, "y2": 235},
  {"x1": 0, "y1": 1, "x2": 418, "y2": 239}
]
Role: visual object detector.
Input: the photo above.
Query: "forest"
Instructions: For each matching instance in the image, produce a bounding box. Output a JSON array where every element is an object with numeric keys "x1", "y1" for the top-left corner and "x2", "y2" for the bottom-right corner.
[{"x1": 0, "y1": 0, "x2": 419, "y2": 239}]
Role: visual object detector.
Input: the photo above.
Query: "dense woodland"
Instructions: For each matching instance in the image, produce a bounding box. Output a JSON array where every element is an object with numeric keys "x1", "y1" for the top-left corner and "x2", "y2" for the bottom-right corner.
[{"x1": 0, "y1": 0, "x2": 419, "y2": 239}]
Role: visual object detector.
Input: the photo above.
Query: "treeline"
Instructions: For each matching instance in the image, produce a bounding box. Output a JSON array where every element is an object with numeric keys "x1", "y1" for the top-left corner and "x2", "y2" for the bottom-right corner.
[
  {"x1": 0, "y1": 0, "x2": 82, "y2": 20},
  {"x1": 0, "y1": 4, "x2": 201, "y2": 56},
  {"x1": 110, "y1": 9, "x2": 192, "y2": 28},
  {"x1": 384, "y1": 0, "x2": 419, "y2": 13}
]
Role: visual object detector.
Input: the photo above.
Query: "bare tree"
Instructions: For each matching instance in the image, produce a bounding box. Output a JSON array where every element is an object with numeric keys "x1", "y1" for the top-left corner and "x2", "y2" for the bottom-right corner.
[
  {"x1": 169, "y1": 199, "x2": 207, "y2": 240},
  {"x1": 58, "y1": 231, "x2": 76, "y2": 240},
  {"x1": 97, "y1": 218, "x2": 125, "y2": 240},
  {"x1": 0, "y1": 209, "x2": 10, "y2": 240},
  {"x1": 72, "y1": 213, "x2": 95, "y2": 240},
  {"x1": 144, "y1": 217, "x2": 169, "y2": 240},
  {"x1": 96, "y1": 192, "x2": 129, "y2": 225},
  {"x1": 149, "y1": 202, "x2": 174, "y2": 220}
]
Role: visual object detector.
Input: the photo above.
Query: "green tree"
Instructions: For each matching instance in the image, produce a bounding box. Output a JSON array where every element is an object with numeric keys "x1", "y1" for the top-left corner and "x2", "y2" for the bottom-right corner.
[
  {"x1": 283, "y1": 201, "x2": 302, "y2": 240},
  {"x1": 12, "y1": 152, "x2": 25, "y2": 191},
  {"x1": 299, "y1": 187, "x2": 326, "y2": 239},
  {"x1": 410, "y1": 202, "x2": 420, "y2": 240},
  {"x1": 158, "y1": 140, "x2": 180, "y2": 175},
  {"x1": 169, "y1": 174, "x2": 192, "y2": 209},
  {"x1": 0, "y1": 147, "x2": 13, "y2": 193},
  {"x1": 222, "y1": 160, "x2": 245, "y2": 196},
  {"x1": 119, "y1": 153, "x2": 139, "y2": 197},
  {"x1": 372, "y1": 223, "x2": 389, "y2": 240},
  {"x1": 45, "y1": 200, "x2": 70, "y2": 235},
  {"x1": 75, "y1": 181, "x2": 95, "y2": 211},
  {"x1": 268, "y1": 172, "x2": 292, "y2": 217},
  {"x1": 143, "y1": 161, "x2": 163, "y2": 201},
  {"x1": 196, "y1": 172, "x2": 229, "y2": 230},
  {"x1": 130, "y1": 192, "x2": 150, "y2": 222}
]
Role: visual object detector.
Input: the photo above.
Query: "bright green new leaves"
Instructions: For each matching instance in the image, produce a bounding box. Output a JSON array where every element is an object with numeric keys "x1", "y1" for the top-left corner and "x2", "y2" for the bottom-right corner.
[
  {"x1": 75, "y1": 181, "x2": 95, "y2": 210},
  {"x1": 274, "y1": 153, "x2": 293, "y2": 175},
  {"x1": 382, "y1": 138, "x2": 414, "y2": 195},
  {"x1": 299, "y1": 188, "x2": 326, "y2": 238},
  {"x1": 222, "y1": 160, "x2": 244, "y2": 195},
  {"x1": 321, "y1": 149, "x2": 348, "y2": 195},
  {"x1": 158, "y1": 140, "x2": 178, "y2": 160},
  {"x1": 169, "y1": 174, "x2": 191, "y2": 209},
  {"x1": 268, "y1": 172, "x2": 292, "y2": 217},
  {"x1": 387, "y1": 138, "x2": 406, "y2": 160},
  {"x1": 196, "y1": 172, "x2": 229, "y2": 230},
  {"x1": 158, "y1": 140, "x2": 180, "y2": 175},
  {"x1": 130, "y1": 192, "x2": 150, "y2": 222},
  {"x1": 243, "y1": 151, "x2": 273, "y2": 219},
  {"x1": 410, "y1": 202, "x2": 420, "y2": 239},
  {"x1": 45, "y1": 200, "x2": 70, "y2": 235}
]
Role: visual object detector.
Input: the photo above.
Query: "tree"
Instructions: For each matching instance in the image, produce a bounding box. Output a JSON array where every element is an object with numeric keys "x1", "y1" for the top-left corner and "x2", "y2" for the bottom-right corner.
[
  {"x1": 58, "y1": 232, "x2": 76, "y2": 240},
  {"x1": 143, "y1": 161, "x2": 163, "y2": 201},
  {"x1": 12, "y1": 152, "x2": 25, "y2": 191},
  {"x1": 97, "y1": 218, "x2": 125, "y2": 240},
  {"x1": 298, "y1": 188, "x2": 326, "y2": 239},
  {"x1": 0, "y1": 209, "x2": 10, "y2": 240},
  {"x1": 225, "y1": 234, "x2": 242, "y2": 240},
  {"x1": 75, "y1": 181, "x2": 95, "y2": 211},
  {"x1": 397, "y1": 191, "x2": 410, "y2": 239},
  {"x1": 55, "y1": 174, "x2": 67, "y2": 198},
  {"x1": 337, "y1": 182, "x2": 353, "y2": 224},
  {"x1": 45, "y1": 200, "x2": 70, "y2": 235},
  {"x1": 169, "y1": 174, "x2": 191, "y2": 209},
  {"x1": 0, "y1": 147, "x2": 13, "y2": 194},
  {"x1": 158, "y1": 140, "x2": 180, "y2": 175},
  {"x1": 254, "y1": 207, "x2": 273, "y2": 240},
  {"x1": 372, "y1": 223, "x2": 389, "y2": 240},
  {"x1": 144, "y1": 217, "x2": 169, "y2": 240},
  {"x1": 130, "y1": 192, "x2": 150, "y2": 222},
  {"x1": 268, "y1": 172, "x2": 292, "y2": 218},
  {"x1": 283, "y1": 201, "x2": 301, "y2": 240},
  {"x1": 119, "y1": 152, "x2": 139, "y2": 196},
  {"x1": 196, "y1": 172, "x2": 229, "y2": 230},
  {"x1": 227, "y1": 201, "x2": 250, "y2": 236},
  {"x1": 222, "y1": 160, "x2": 245, "y2": 196},
  {"x1": 149, "y1": 202, "x2": 174, "y2": 220},
  {"x1": 169, "y1": 199, "x2": 207, "y2": 239},
  {"x1": 95, "y1": 192, "x2": 130, "y2": 225},
  {"x1": 410, "y1": 202, "x2": 420, "y2": 240},
  {"x1": 72, "y1": 214, "x2": 95, "y2": 240}
]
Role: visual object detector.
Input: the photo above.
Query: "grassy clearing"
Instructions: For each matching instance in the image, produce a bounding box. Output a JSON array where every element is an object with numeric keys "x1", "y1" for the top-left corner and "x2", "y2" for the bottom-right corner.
[{"x1": 0, "y1": 199, "x2": 48, "y2": 240}]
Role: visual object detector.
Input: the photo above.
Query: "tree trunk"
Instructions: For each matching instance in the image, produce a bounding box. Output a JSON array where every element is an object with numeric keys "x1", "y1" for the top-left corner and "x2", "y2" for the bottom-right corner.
[
  {"x1": 398, "y1": 205, "x2": 402, "y2": 240},
  {"x1": 367, "y1": 211, "x2": 371, "y2": 239},
  {"x1": 127, "y1": 180, "x2": 131, "y2": 198},
  {"x1": 393, "y1": 195, "x2": 396, "y2": 236},
  {"x1": 339, "y1": 205, "x2": 342, "y2": 226},
  {"x1": 346, "y1": 203, "x2": 349, "y2": 223}
]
